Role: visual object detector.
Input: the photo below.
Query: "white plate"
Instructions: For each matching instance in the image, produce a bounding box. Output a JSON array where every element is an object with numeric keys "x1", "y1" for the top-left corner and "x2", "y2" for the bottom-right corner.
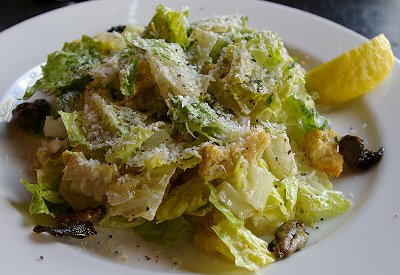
[{"x1": 1, "y1": 0, "x2": 399, "y2": 274}]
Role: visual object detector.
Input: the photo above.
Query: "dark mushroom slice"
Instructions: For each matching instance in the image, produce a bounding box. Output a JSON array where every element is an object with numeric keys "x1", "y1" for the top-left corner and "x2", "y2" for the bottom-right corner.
[
  {"x1": 107, "y1": 25, "x2": 126, "y2": 33},
  {"x1": 338, "y1": 135, "x2": 384, "y2": 169},
  {"x1": 268, "y1": 220, "x2": 309, "y2": 259},
  {"x1": 12, "y1": 99, "x2": 50, "y2": 130},
  {"x1": 32, "y1": 207, "x2": 105, "y2": 239},
  {"x1": 33, "y1": 221, "x2": 96, "y2": 239}
]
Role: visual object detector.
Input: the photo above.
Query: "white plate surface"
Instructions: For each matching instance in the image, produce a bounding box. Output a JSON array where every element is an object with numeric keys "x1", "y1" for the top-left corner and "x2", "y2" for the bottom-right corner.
[{"x1": 0, "y1": 0, "x2": 399, "y2": 274}]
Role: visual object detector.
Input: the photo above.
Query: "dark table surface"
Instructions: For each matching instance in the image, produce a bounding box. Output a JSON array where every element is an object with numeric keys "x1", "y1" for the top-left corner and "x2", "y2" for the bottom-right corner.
[{"x1": 1, "y1": 0, "x2": 399, "y2": 57}]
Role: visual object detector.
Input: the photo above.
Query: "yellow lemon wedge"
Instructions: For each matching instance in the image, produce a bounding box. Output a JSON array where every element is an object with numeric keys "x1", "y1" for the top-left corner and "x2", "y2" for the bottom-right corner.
[{"x1": 305, "y1": 34, "x2": 394, "y2": 105}]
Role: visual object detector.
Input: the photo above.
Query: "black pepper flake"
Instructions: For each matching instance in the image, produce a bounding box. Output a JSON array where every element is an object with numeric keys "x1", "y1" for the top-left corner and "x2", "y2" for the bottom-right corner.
[
  {"x1": 115, "y1": 250, "x2": 119, "y2": 254},
  {"x1": 145, "y1": 255, "x2": 151, "y2": 261},
  {"x1": 109, "y1": 235, "x2": 113, "y2": 239},
  {"x1": 316, "y1": 226, "x2": 319, "y2": 229},
  {"x1": 320, "y1": 218, "x2": 324, "y2": 221},
  {"x1": 39, "y1": 256, "x2": 44, "y2": 260},
  {"x1": 146, "y1": 206, "x2": 149, "y2": 211}
]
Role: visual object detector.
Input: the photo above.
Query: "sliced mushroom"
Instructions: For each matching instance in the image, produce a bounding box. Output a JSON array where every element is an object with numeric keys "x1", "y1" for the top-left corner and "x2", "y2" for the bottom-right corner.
[
  {"x1": 32, "y1": 207, "x2": 105, "y2": 239},
  {"x1": 338, "y1": 135, "x2": 384, "y2": 169},
  {"x1": 33, "y1": 221, "x2": 96, "y2": 239},
  {"x1": 12, "y1": 99, "x2": 50, "y2": 130},
  {"x1": 268, "y1": 220, "x2": 309, "y2": 259}
]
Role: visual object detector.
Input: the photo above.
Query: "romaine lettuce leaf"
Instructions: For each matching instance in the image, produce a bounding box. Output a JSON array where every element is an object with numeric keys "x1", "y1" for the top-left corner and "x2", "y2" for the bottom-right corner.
[
  {"x1": 127, "y1": 36, "x2": 209, "y2": 99},
  {"x1": 24, "y1": 35, "x2": 104, "y2": 99},
  {"x1": 230, "y1": 156, "x2": 275, "y2": 212},
  {"x1": 295, "y1": 179, "x2": 351, "y2": 227},
  {"x1": 285, "y1": 95, "x2": 330, "y2": 132},
  {"x1": 143, "y1": 5, "x2": 190, "y2": 49},
  {"x1": 263, "y1": 130, "x2": 297, "y2": 179},
  {"x1": 156, "y1": 177, "x2": 210, "y2": 221},
  {"x1": 59, "y1": 151, "x2": 117, "y2": 209},
  {"x1": 118, "y1": 49, "x2": 139, "y2": 96},
  {"x1": 166, "y1": 95, "x2": 245, "y2": 143},
  {"x1": 21, "y1": 179, "x2": 68, "y2": 217},
  {"x1": 212, "y1": 218, "x2": 275, "y2": 271},
  {"x1": 59, "y1": 111, "x2": 88, "y2": 147},
  {"x1": 206, "y1": 183, "x2": 275, "y2": 270},
  {"x1": 105, "y1": 164, "x2": 176, "y2": 221}
]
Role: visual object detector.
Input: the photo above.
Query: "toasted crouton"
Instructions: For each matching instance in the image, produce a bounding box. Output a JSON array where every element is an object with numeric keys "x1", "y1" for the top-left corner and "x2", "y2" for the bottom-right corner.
[{"x1": 303, "y1": 130, "x2": 343, "y2": 177}]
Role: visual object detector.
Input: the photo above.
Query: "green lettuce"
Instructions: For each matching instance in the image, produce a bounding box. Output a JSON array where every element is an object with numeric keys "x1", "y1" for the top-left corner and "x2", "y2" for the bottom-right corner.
[
  {"x1": 249, "y1": 177, "x2": 299, "y2": 235},
  {"x1": 24, "y1": 35, "x2": 104, "y2": 99},
  {"x1": 166, "y1": 95, "x2": 244, "y2": 143},
  {"x1": 22, "y1": 179, "x2": 59, "y2": 217},
  {"x1": 118, "y1": 49, "x2": 139, "y2": 96},
  {"x1": 21, "y1": 143, "x2": 68, "y2": 217},
  {"x1": 295, "y1": 179, "x2": 351, "y2": 227},
  {"x1": 207, "y1": 183, "x2": 275, "y2": 271},
  {"x1": 143, "y1": 5, "x2": 190, "y2": 49},
  {"x1": 127, "y1": 35, "x2": 209, "y2": 99},
  {"x1": 230, "y1": 156, "x2": 275, "y2": 212},
  {"x1": 156, "y1": 177, "x2": 210, "y2": 221},
  {"x1": 105, "y1": 164, "x2": 176, "y2": 221},
  {"x1": 262, "y1": 130, "x2": 298, "y2": 179},
  {"x1": 285, "y1": 95, "x2": 330, "y2": 132},
  {"x1": 59, "y1": 111, "x2": 87, "y2": 147},
  {"x1": 59, "y1": 151, "x2": 117, "y2": 209}
]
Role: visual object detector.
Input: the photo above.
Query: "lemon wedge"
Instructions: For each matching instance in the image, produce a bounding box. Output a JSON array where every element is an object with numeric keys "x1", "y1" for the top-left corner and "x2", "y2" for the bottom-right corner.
[{"x1": 305, "y1": 34, "x2": 394, "y2": 105}]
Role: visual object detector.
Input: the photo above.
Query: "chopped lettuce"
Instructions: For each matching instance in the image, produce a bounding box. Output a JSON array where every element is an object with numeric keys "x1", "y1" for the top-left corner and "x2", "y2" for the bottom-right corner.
[
  {"x1": 207, "y1": 183, "x2": 275, "y2": 271},
  {"x1": 230, "y1": 156, "x2": 275, "y2": 212},
  {"x1": 21, "y1": 142, "x2": 68, "y2": 217},
  {"x1": 24, "y1": 35, "x2": 104, "y2": 99},
  {"x1": 212, "y1": 218, "x2": 275, "y2": 271},
  {"x1": 127, "y1": 35, "x2": 209, "y2": 99},
  {"x1": 156, "y1": 177, "x2": 210, "y2": 221},
  {"x1": 143, "y1": 5, "x2": 190, "y2": 49},
  {"x1": 59, "y1": 111, "x2": 87, "y2": 147},
  {"x1": 105, "y1": 164, "x2": 176, "y2": 221},
  {"x1": 118, "y1": 49, "x2": 139, "y2": 96},
  {"x1": 263, "y1": 130, "x2": 298, "y2": 179},
  {"x1": 285, "y1": 95, "x2": 330, "y2": 132},
  {"x1": 166, "y1": 95, "x2": 245, "y2": 143},
  {"x1": 295, "y1": 180, "x2": 351, "y2": 227}
]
